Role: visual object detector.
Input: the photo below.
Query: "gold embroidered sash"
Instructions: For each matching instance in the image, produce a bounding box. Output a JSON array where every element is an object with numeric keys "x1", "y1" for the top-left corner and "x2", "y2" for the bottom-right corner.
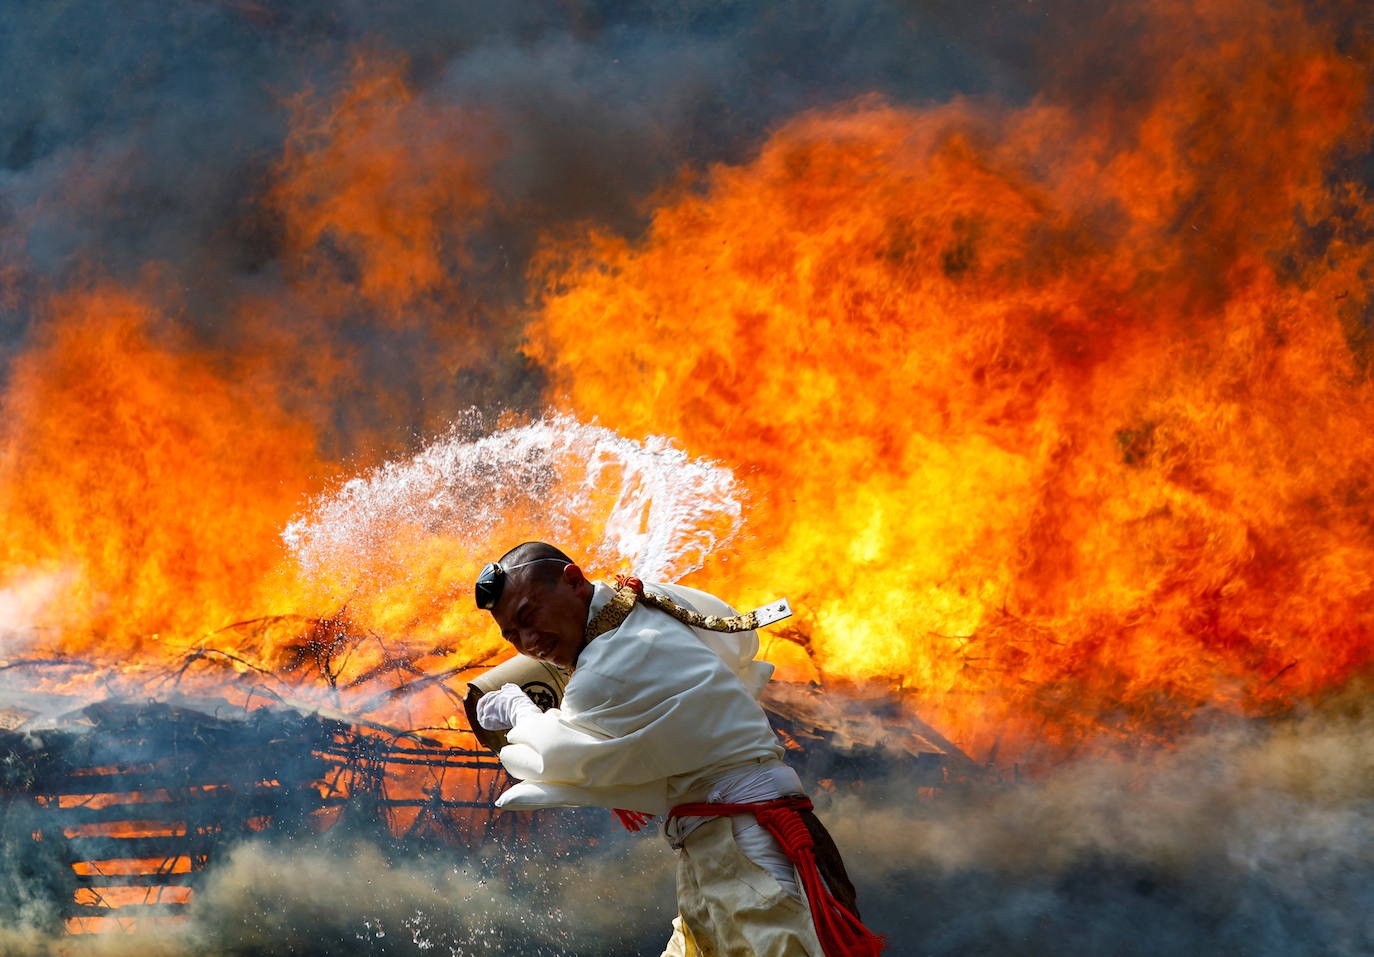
[
  {"x1": 583, "y1": 580, "x2": 792, "y2": 645},
  {"x1": 584, "y1": 586, "x2": 641, "y2": 643}
]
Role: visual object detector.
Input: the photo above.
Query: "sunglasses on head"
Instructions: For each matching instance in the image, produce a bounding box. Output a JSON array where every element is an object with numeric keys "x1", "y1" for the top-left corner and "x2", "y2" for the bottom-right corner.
[{"x1": 475, "y1": 558, "x2": 572, "y2": 610}]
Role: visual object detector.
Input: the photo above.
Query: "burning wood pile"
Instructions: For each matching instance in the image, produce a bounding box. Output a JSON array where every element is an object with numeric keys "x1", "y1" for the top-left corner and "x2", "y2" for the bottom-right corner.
[
  {"x1": 0, "y1": 693, "x2": 505, "y2": 935},
  {"x1": 0, "y1": 675, "x2": 967, "y2": 937}
]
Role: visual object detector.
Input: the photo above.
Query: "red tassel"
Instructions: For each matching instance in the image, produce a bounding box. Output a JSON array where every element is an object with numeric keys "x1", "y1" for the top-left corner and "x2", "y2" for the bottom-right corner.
[
  {"x1": 669, "y1": 797, "x2": 886, "y2": 957},
  {"x1": 614, "y1": 573, "x2": 644, "y2": 594},
  {"x1": 612, "y1": 808, "x2": 655, "y2": 832}
]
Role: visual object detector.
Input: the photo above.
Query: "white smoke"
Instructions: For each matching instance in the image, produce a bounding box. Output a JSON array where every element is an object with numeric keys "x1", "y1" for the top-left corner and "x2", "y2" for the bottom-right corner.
[{"x1": 0, "y1": 567, "x2": 76, "y2": 659}]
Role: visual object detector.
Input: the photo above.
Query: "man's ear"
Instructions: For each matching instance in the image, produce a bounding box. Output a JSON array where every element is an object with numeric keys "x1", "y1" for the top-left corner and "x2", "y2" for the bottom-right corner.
[{"x1": 563, "y1": 563, "x2": 587, "y2": 587}]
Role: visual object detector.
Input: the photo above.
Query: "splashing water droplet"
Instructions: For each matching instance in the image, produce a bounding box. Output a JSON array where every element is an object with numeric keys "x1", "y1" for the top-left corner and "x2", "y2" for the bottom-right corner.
[{"x1": 284, "y1": 414, "x2": 744, "y2": 590}]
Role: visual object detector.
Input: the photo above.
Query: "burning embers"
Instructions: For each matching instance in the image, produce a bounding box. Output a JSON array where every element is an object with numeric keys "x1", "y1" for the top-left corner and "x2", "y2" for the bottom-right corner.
[{"x1": 0, "y1": 695, "x2": 505, "y2": 936}]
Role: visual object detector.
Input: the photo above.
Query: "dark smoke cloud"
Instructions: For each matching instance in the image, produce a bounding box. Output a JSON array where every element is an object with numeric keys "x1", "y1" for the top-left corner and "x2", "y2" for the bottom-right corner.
[
  {"x1": 0, "y1": 0, "x2": 986, "y2": 262},
  {"x1": 0, "y1": 0, "x2": 993, "y2": 420},
  {"x1": 435, "y1": 1, "x2": 991, "y2": 237}
]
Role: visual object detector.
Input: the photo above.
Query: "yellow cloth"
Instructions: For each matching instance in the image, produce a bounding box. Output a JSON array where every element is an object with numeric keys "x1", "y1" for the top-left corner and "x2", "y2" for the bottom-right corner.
[
  {"x1": 662, "y1": 915, "x2": 696, "y2": 957},
  {"x1": 663, "y1": 816, "x2": 824, "y2": 957}
]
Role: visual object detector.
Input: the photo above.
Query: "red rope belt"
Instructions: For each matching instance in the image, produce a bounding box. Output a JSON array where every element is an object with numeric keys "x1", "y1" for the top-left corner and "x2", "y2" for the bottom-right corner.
[{"x1": 668, "y1": 796, "x2": 886, "y2": 957}]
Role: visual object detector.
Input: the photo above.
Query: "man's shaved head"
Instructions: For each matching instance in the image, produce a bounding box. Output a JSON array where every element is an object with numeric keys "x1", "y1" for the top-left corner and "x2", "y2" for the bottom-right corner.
[
  {"x1": 499, "y1": 541, "x2": 574, "y2": 588},
  {"x1": 486, "y1": 542, "x2": 593, "y2": 668}
]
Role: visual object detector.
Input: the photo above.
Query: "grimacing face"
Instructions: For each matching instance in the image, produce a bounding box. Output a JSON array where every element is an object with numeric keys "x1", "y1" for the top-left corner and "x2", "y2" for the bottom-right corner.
[{"x1": 489, "y1": 563, "x2": 593, "y2": 669}]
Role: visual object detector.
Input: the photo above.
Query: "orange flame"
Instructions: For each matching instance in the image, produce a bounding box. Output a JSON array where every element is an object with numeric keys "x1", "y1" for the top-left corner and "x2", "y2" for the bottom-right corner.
[
  {"x1": 3, "y1": 7, "x2": 1372, "y2": 773},
  {"x1": 0, "y1": 285, "x2": 322, "y2": 662},
  {"x1": 526, "y1": 4, "x2": 1374, "y2": 760},
  {"x1": 0, "y1": 57, "x2": 507, "y2": 711},
  {"x1": 270, "y1": 54, "x2": 493, "y2": 317}
]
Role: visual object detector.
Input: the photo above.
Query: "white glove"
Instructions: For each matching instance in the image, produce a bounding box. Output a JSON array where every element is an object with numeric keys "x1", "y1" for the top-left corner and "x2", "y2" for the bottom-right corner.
[{"x1": 475, "y1": 683, "x2": 543, "y2": 732}]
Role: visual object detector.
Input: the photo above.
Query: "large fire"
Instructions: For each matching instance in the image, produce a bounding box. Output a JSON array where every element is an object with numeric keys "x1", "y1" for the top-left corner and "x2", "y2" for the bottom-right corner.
[
  {"x1": 0, "y1": 286, "x2": 322, "y2": 662},
  {"x1": 527, "y1": 1, "x2": 1374, "y2": 760},
  {"x1": 1, "y1": 0, "x2": 1372, "y2": 777}
]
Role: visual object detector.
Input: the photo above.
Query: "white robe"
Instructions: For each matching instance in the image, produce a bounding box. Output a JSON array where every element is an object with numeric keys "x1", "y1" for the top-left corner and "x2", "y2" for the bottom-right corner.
[
  {"x1": 495, "y1": 581, "x2": 826, "y2": 956},
  {"x1": 495, "y1": 580, "x2": 783, "y2": 815}
]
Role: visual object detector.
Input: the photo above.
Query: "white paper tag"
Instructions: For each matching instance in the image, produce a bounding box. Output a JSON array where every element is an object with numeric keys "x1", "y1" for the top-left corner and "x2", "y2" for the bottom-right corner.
[{"x1": 750, "y1": 598, "x2": 793, "y2": 628}]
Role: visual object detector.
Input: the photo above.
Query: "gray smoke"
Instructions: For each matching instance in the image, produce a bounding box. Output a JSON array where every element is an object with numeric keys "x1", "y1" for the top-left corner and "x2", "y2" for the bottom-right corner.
[
  {"x1": 5, "y1": 0, "x2": 1364, "y2": 433},
  {"x1": 0, "y1": 1, "x2": 988, "y2": 274},
  {"x1": 0, "y1": 0, "x2": 991, "y2": 427},
  {"x1": 835, "y1": 699, "x2": 1374, "y2": 956},
  {"x1": 0, "y1": 812, "x2": 677, "y2": 957}
]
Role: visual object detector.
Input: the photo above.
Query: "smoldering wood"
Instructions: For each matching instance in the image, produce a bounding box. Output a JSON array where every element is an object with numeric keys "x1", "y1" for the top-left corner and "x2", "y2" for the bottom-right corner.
[
  {"x1": 67, "y1": 901, "x2": 192, "y2": 918},
  {"x1": 43, "y1": 792, "x2": 327, "y2": 825},
  {"x1": 62, "y1": 834, "x2": 225, "y2": 861},
  {"x1": 72, "y1": 872, "x2": 195, "y2": 887},
  {"x1": 1, "y1": 672, "x2": 962, "y2": 934},
  {"x1": 760, "y1": 681, "x2": 986, "y2": 788}
]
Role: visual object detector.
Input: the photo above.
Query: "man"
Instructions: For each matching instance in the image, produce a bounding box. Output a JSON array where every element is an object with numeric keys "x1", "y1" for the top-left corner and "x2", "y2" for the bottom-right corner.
[{"x1": 471, "y1": 541, "x2": 881, "y2": 956}]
